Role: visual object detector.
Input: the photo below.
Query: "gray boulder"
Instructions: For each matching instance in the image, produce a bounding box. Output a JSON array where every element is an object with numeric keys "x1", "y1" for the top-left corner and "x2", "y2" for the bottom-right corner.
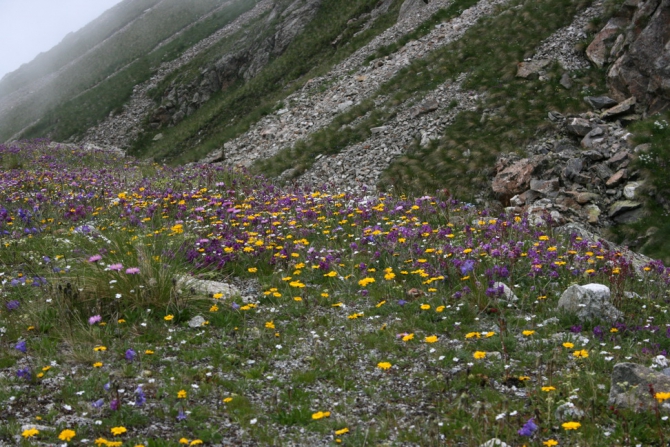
[
  {"x1": 398, "y1": 0, "x2": 430, "y2": 21},
  {"x1": 557, "y1": 283, "x2": 622, "y2": 322},
  {"x1": 609, "y1": 363, "x2": 670, "y2": 411}
]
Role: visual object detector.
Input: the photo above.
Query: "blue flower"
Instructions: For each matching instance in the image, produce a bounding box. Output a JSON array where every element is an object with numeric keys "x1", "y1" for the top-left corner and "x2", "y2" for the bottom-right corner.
[
  {"x1": 125, "y1": 349, "x2": 137, "y2": 362},
  {"x1": 460, "y1": 259, "x2": 476, "y2": 276},
  {"x1": 16, "y1": 367, "x2": 31, "y2": 380},
  {"x1": 176, "y1": 409, "x2": 187, "y2": 421},
  {"x1": 517, "y1": 417, "x2": 538, "y2": 437},
  {"x1": 91, "y1": 398, "x2": 105, "y2": 409},
  {"x1": 15, "y1": 340, "x2": 27, "y2": 353}
]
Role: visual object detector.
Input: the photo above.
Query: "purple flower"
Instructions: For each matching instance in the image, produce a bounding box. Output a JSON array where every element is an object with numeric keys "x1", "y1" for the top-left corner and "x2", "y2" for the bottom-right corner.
[
  {"x1": 125, "y1": 349, "x2": 137, "y2": 362},
  {"x1": 108, "y1": 263, "x2": 123, "y2": 271},
  {"x1": 16, "y1": 367, "x2": 31, "y2": 380},
  {"x1": 110, "y1": 399, "x2": 120, "y2": 411},
  {"x1": 570, "y1": 325, "x2": 582, "y2": 333},
  {"x1": 460, "y1": 259, "x2": 476, "y2": 276},
  {"x1": 517, "y1": 417, "x2": 538, "y2": 436},
  {"x1": 6, "y1": 300, "x2": 19, "y2": 311},
  {"x1": 232, "y1": 302, "x2": 240, "y2": 310},
  {"x1": 92, "y1": 398, "x2": 105, "y2": 409},
  {"x1": 88, "y1": 254, "x2": 102, "y2": 262},
  {"x1": 176, "y1": 409, "x2": 187, "y2": 421},
  {"x1": 135, "y1": 386, "x2": 146, "y2": 407},
  {"x1": 593, "y1": 326, "x2": 604, "y2": 339},
  {"x1": 125, "y1": 267, "x2": 140, "y2": 275},
  {"x1": 88, "y1": 315, "x2": 102, "y2": 325},
  {"x1": 15, "y1": 340, "x2": 27, "y2": 353},
  {"x1": 397, "y1": 299, "x2": 407, "y2": 306}
]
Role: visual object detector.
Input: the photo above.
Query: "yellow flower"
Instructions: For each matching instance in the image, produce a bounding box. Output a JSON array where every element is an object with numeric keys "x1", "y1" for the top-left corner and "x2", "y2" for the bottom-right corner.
[
  {"x1": 610, "y1": 327, "x2": 619, "y2": 333},
  {"x1": 358, "y1": 277, "x2": 375, "y2": 287},
  {"x1": 484, "y1": 331, "x2": 495, "y2": 337},
  {"x1": 542, "y1": 440, "x2": 558, "y2": 446},
  {"x1": 95, "y1": 438, "x2": 110, "y2": 445},
  {"x1": 522, "y1": 330, "x2": 535, "y2": 336},
  {"x1": 518, "y1": 376, "x2": 530, "y2": 381},
  {"x1": 332, "y1": 302, "x2": 343, "y2": 307},
  {"x1": 436, "y1": 306, "x2": 445, "y2": 313},
  {"x1": 542, "y1": 386, "x2": 556, "y2": 392},
  {"x1": 265, "y1": 321, "x2": 275, "y2": 329},
  {"x1": 425, "y1": 335, "x2": 438, "y2": 343},
  {"x1": 311, "y1": 411, "x2": 331, "y2": 420},
  {"x1": 93, "y1": 362, "x2": 103, "y2": 368},
  {"x1": 294, "y1": 297, "x2": 303, "y2": 301},
  {"x1": 376, "y1": 300, "x2": 386, "y2": 308},
  {"x1": 210, "y1": 304, "x2": 219, "y2": 312},
  {"x1": 562, "y1": 342, "x2": 574, "y2": 349},
  {"x1": 402, "y1": 333, "x2": 414, "y2": 342},
  {"x1": 420, "y1": 304, "x2": 430, "y2": 310},
  {"x1": 22, "y1": 428, "x2": 39, "y2": 438},
  {"x1": 145, "y1": 350, "x2": 154, "y2": 355},
  {"x1": 655, "y1": 392, "x2": 670, "y2": 402},
  {"x1": 473, "y1": 351, "x2": 486, "y2": 359},
  {"x1": 190, "y1": 440, "x2": 203, "y2": 446},
  {"x1": 384, "y1": 272, "x2": 396, "y2": 280},
  {"x1": 248, "y1": 267, "x2": 258, "y2": 273},
  {"x1": 335, "y1": 427, "x2": 349, "y2": 435},
  {"x1": 213, "y1": 293, "x2": 223, "y2": 299},
  {"x1": 465, "y1": 332, "x2": 481, "y2": 339},
  {"x1": 179, "y1": 439, "x2": 190, "y2": 445},
  {"x1": 59, "y1": 429, "x2": 76, "y2": 441},
  {"x1": 289, "y1": 281, "x2": 305, "y2": 288},
  {"x1": 110, "y1": 426, "x2": 127, "y2": 436},
  {"x1": 164, "y1": 315, "x2": 174, "y2": 321},
  {"x1": 94, "y1": 345, "x2": 107, "y2": 351},
  {"x1": 324, "y1": 271, "x2": 337, "y2": 277},
  {"x1": 177, "y1": 389, "x2": 187, "y2": 399},
  {"x1": 118, "y1": 319, "x2": 126, "y2": 324},
  {"x1": 377, "y1": 361, "x2": 392, "y2": 370},
  {"x1": 223, "y1": 397, "x2": 233, "y2": 403},
  {"x1": 562, "y1": 421, "x2": 581, "y2": 430},
  {"x1": 573, "y1": 349, "x2": 589, "y2": 358}
]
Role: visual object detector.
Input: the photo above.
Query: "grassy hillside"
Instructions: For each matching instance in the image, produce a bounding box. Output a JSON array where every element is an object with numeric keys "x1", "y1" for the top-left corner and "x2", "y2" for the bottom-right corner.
[
  {"x1": 1, "y1": 141, "x2": 669, "y2": 445},
  {"x1": 0, "y1": 0, "x2": 242, "y2": 142},
  {"x1": 131, "y1": 0, "x2": 406, "y2": 162}
]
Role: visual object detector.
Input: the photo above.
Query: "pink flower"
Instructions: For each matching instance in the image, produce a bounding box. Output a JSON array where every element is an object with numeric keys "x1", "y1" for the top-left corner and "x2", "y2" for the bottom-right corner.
[
  {"x1": 88, "y1": 315, "x2": 102, "y2": 325},
  {"x1": 108, "y1": 263, "x2": 123, "y2": 271},
  {"x1": 89, "y1": 254, "x2": 102, "y2": 262},
  {"x1": 125, "y1": 267, "x2": 140, "y2": 275}
]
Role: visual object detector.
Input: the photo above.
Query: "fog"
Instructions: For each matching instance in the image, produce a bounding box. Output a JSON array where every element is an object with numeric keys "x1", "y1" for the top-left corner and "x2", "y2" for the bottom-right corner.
[{"x1": 0, "y1": 0, "x2": 124, "y2": 80}]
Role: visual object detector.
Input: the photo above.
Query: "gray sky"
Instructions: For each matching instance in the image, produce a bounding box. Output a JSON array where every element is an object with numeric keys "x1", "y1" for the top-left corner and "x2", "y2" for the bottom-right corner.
[{"x1": 0, "y1": 0, "x2": 124, "y2": 80}]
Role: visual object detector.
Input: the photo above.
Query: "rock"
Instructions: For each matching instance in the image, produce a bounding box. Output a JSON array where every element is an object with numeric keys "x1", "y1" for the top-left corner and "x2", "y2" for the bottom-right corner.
[
  {"x1": 370, "y1": 126, "x2": 388, "y2": 134},
  {"x1": 605, "y1": 169, "x2": 627, "y2": 187},
  {"x1": 480, "y1": 439, "x2": 510, "y2": 447},
  {"x1": 557, "y1": 283, "x2": 622, "y2": 322},
  {"x1": 337, "y1": 101, "x2": 354, "y2": 112},
  {"x1": 623, "y1": 181, "x2": 642, "y2": 199},
  {"x1": 492, "y1": 157, "x2": 540, "y2": 197},
  {"x1": 567, "y1": 117, "x2": 593, "y2": 136},
  {"x1": 562, "y1": 158, "x2": 584, "y2": 181},
  {"x1": 607, "y1": 150, "x2": 629, "y2": 167},
  {"x1": 355, "y1": 75, "x2": 368, "y2": 82},
  {"x1": 592, "y1": 163, "x2": 614, "y2": 181},
  {"x1": 560, "y1": 72, "x2": 573, "y2": 89},
  {"x1": 398, "y1": 0, "x2": 431, "y2": 21},
  {"x1": 606, "y1": 0, "x2": 670, "y2": 115},
  {"x1": 176, "y1": 276, "x2": 240, "y2": 299},
  {"x1": 586, "y1": 18, "x2": 626, "y2": 68},
  {"x1": 584, "y1": 96, "x2": 619, "y2": 110},
  {"x1": 492, "y1": 282, "x2": 518, "y2": 302},
  {"x1": 188, "y1": 315, "x2": 206, "y2": 328},
  {"x1": 530, "y1": 178, "x2": 559, "y2": 196},
  {"x1": 20, "y1": 424, "x2": 55, "y2": 432},
  {"x1": 608, "y1": 200, "x2": 642, "y2": 218},
  {"x1": 200, "y1": 149, "x2": 224, "y2": 164},
  {"x1": 613, "y1": 207, "x2": 644, "y2": 224},
  {"x1": 601, "y1": 96, "x2": 636, "y2": 119},
  {"x1": 516, "y1": 59, "x2": 551, "y2": 79},
  {"x1": 409, "y1": 98, "x2": 439, "y2": 118},
  {"x1": 581, "y1": 127, "x2": 606, "y2": 149},
  {"x1": 152, "y1": 133, "x2": 164, "y2": 141},
  {"x1": 554, "y1": 402, "x2": 586, "y2": 422},
  {"x1": 609, "y1": 363, "x2": 670, "y2": 411},
  {"x1": 575, "y1": 192, "x2": 600, "y2": 204},
  {"x1": 584, "y1": 204, "x2": 601, "y2": 224}
]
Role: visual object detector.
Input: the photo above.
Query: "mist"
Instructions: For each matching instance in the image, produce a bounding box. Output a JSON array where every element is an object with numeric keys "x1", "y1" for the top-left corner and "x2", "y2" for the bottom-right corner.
[{"x1": 0, "y1": 0, "x2": 123, "y2": 80}]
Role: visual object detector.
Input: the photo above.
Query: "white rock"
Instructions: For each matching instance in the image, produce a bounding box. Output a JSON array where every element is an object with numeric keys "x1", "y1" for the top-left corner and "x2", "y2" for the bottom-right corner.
[{"x1": 557, "y1": 283, "x2": 622, "y2": 322}]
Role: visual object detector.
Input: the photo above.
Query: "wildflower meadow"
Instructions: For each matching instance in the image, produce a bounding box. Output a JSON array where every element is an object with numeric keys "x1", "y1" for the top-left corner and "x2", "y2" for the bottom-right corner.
[{"x1": 1, "y1": 140, "x2": 669, "y2": 446}]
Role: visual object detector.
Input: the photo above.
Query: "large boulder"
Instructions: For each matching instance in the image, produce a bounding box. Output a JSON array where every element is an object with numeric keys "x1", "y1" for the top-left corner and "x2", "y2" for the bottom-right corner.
[
  {"x1": 492, "y1": 156, "x2": 543, "y2": 198},
  {"x1": 609, "y1": 363, "x2": 670, "y2": 411},
  {"x1": 607, "y1": 0, "x2": 670, "y2": 115},
  {"x1": 557, "y1": 283, "x2": 622, "y2": 322}
]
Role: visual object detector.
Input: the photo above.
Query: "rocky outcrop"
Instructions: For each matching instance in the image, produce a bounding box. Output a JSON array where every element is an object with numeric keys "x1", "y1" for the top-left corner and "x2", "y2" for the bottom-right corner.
[
  {"x1": 586, "y1": 0, "x2": 670, "y2": 116},
  {"x1": 609, "y1": 362, "x2": 670, "y2": 411},
  {"x1": 557, "y1": 283, "x2": 622, "y2": 322},
  {"x1": 398, "y1": 0, "x2": 431, "y2": 21}
]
